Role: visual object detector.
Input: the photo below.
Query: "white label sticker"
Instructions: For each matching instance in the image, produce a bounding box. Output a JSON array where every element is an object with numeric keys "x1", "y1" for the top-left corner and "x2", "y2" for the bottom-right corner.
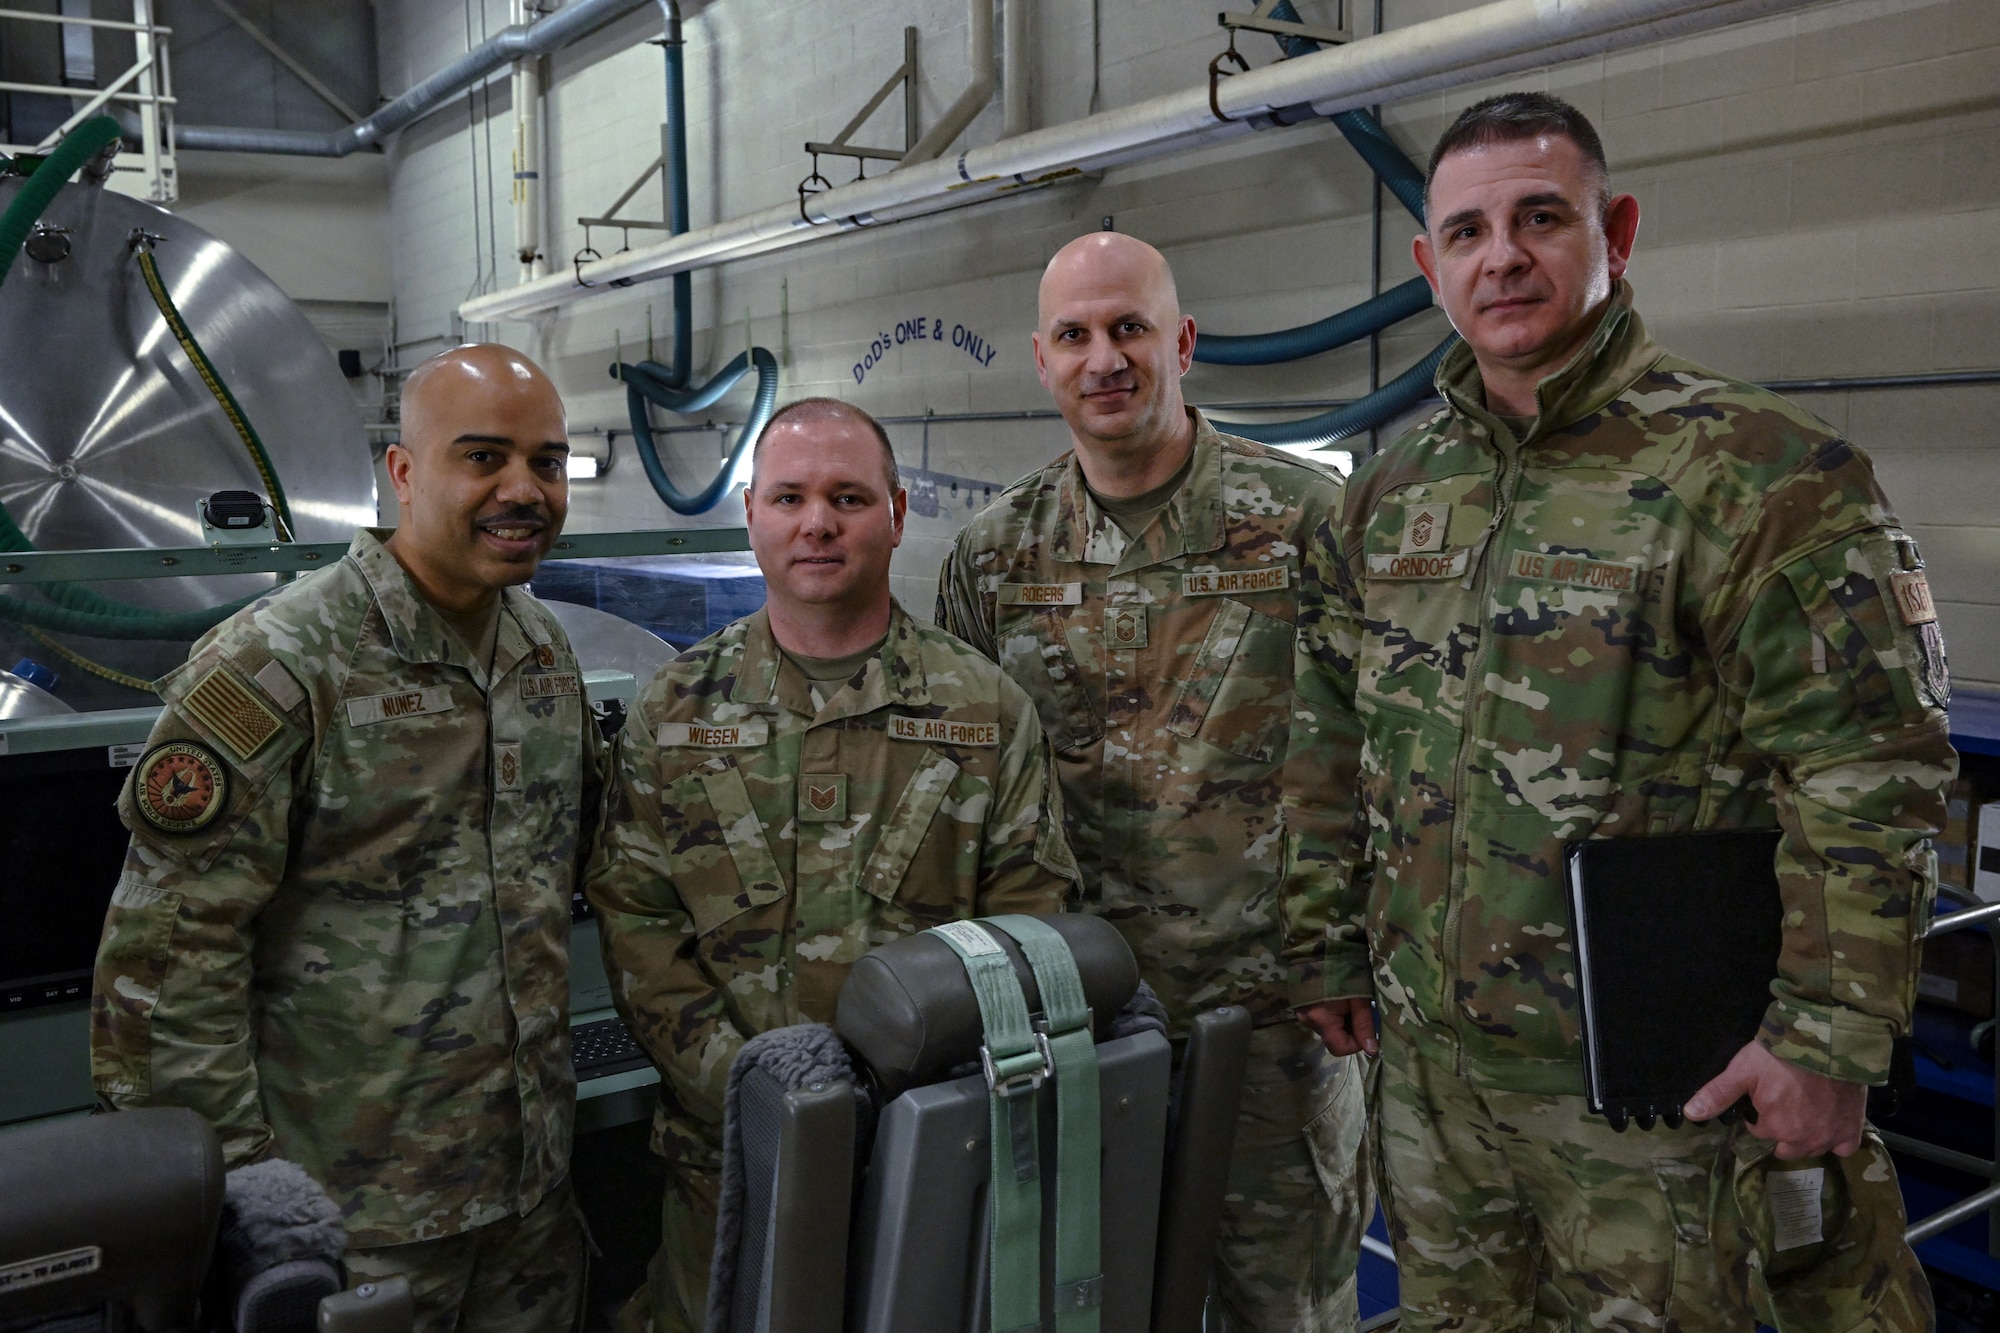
[
  {"x1": 0, "y1": 1245, "x2": 102, "y2": 1295},
  {"x1": 346, "y1": 686, "x2": 455, "y2": 727},
  {"x1": 657, "y1": 719, "x2": 770, "y2": 748},
  {"x1": 931, "y1": 920, "x2": 1004, "y2": 956},
  {"x1": 108, "y1": 742, "x2": 146, "y2": 768},
  {"x1": 1768, "y1": 1167, "x2": 1825, "y2": 1251}
]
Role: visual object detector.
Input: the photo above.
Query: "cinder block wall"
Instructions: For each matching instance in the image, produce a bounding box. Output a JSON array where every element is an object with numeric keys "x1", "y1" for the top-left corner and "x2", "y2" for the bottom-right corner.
[{"x1": 377, "y1": 0, "x2": 2000, "y2": 685}]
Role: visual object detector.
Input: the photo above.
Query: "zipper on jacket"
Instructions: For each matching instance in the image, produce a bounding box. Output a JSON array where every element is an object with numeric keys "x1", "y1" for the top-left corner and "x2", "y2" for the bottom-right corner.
[{"x1": 1441, "y1": 442, "x2": 1521, "y2": 1076}]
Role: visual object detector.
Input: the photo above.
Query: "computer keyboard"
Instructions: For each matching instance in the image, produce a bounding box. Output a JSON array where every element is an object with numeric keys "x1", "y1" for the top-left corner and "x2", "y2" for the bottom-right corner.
[{"x1": 571, "y1": 1016, "x2": 655, "y2": 1081}]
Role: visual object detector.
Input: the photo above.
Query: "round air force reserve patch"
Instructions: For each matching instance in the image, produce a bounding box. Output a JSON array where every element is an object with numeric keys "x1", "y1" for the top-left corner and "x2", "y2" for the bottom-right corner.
[{"x1": 135, "y1": 741, "x2": 229, "y2": 834}]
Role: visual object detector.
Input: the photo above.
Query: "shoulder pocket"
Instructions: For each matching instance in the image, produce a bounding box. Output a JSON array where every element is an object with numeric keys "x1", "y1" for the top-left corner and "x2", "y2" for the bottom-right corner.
[
  {"x1": 1783, "y1": 533, "x2": 1942, "y2": 730},
  {"x1": 1165, "y1": 599, "x2": 1293, "y2": 764},
  {"x1": 664, "y1": 755, "x2": 788, "y2": 935},
  {"x1": 90, "y1": 876, "x2": 187, "y2": 1098}
]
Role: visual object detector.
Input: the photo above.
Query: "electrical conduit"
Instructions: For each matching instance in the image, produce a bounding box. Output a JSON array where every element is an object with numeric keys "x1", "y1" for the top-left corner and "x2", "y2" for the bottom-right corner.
[
  {"x1": 614, "y1": 1, "x2": 779, "y2": 515},
  {"x1": 1207, "y1": 1, "x2": 1456, "y2": 447}
]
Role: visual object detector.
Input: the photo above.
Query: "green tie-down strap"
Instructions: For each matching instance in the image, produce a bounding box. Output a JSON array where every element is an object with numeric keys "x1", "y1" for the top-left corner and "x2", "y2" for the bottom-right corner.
[
  {"x1": 929, "y1": 920, "x2": 1045, "y2": 1333},
  {"x1": 989, "y1": 915, "x2": 1103, "y2": 1333},
  {"x1": 928, "y1": 918, "x2": 1105, "y2": 1333}
]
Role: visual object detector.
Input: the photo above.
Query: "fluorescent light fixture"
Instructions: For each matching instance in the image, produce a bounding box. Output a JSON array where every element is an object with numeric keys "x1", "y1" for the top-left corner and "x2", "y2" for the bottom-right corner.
[
  {"x1": 1268, "y1": 443, "x2": 1352, "y2": 476},
  {"x1": 567, "y1": 454, "x2": 601, "y2": 479}
]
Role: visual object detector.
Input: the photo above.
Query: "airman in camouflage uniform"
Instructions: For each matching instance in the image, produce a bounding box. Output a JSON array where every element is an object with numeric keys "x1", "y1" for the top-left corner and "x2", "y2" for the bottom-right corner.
[
  {"x1": 587, "y1": 399, "x2": 1074, "y2": 1333},
  {"x1": 1287, "y1": 94, "x2": 1947, "y2": 1329},
  {"x1": 92, "y1": 347, "x2": 601, "y2": 1333},
  {"x1": 938, "y1": 233, "x2": 1367, "y2": 1333}
]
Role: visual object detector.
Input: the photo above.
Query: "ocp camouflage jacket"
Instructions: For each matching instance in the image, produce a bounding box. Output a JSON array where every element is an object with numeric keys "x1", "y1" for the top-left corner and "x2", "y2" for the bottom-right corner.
[
  {"x1": 1286, "y1": 283, "x2": 1956, "y2": 1093},
  {"x1": 92, "y1": 529, "x2": 602, "y2": 1246},
  {"x1": 585, "y1": 602, "x2": 1073, "y2": 1160},
  {"x1": 938, "y1": 412, "x2": 1343, "y2": 1032}
]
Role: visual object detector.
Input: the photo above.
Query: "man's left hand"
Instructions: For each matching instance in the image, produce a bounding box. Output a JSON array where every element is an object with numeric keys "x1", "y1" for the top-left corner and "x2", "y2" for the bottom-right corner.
[{"x1": 1684, "y1": 1039, "x2": 1867, "y2": 1159}]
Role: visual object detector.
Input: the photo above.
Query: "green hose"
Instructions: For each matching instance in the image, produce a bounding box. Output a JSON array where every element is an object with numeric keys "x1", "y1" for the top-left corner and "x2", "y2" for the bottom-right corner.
[
  {"x1": 134, "y1": 242, "x2": 295, "y2": 541},
  {"x1": 0, "y1": 116, "x2": 268, "y2": 656}
]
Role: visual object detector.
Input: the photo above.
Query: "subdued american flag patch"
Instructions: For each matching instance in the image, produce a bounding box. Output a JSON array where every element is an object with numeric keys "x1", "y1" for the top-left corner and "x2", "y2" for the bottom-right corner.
[{"x1": 181, "y1": 666, "x2": 283, "y2": 760}]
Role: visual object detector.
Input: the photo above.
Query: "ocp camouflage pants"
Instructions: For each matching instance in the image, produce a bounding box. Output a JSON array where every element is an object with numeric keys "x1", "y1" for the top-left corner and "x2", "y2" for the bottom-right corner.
[
  {"x1": 344, "y1": 1180, "x2": 586, "y2": 1333},
  {"x1": 1374, "y1": 1034, "x2": 1928, "y2": 1332},
  {"x1": 1208, "y1": 1021, "x2": 1369, "y2": 1333}
]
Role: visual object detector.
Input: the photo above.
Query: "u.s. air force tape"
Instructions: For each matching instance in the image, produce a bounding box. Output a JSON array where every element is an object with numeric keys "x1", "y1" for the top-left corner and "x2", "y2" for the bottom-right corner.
[{"x1": 134, "y1": 741, "x2": 228, "y2": 835}]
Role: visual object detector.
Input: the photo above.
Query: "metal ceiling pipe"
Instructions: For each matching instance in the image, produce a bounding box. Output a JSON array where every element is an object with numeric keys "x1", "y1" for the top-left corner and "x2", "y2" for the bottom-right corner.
[
  {"x1": 513, "y1": 0, "x2": 548, "y2": 281},
  {"x1": 463, "y1": 0, "x2": 1819, "y2": 323},
  {"x1": 903, "y1": 0, "x2": 996, "y2": 164},
  {"x1": 174, "y1": 0, "x2": 651, "y2": 157},
  {"x1": 1003, "y1": 0, "x2": 1032, "y2": 138}
]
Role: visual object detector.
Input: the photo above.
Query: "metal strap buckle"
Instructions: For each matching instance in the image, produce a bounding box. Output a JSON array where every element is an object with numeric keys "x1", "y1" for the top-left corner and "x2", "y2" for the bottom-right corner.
[{"x1": 981, "y1": 1037, "x2": 1050, "y2": 1097}]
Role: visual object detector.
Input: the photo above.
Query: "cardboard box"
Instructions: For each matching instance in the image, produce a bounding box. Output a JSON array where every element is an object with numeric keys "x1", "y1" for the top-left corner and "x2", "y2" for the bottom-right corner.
[
  {"x1": 1977, "y1": 801, "x2": 2000, "y2": 904},
  {"x1": 1938, "y1": 785, "x2": 1974, "y2": 891}
]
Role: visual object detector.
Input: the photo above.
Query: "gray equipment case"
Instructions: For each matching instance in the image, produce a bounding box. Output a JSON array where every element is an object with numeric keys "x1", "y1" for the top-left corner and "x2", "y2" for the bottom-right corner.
[{"x1": 711, "y1": 914, "x2": 1252, "y2": 1333}]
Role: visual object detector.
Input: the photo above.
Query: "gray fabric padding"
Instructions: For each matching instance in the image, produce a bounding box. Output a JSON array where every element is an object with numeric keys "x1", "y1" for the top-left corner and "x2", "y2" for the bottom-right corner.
[
  {"x1": 217, "y1": 1160, "x2": 347, "y2": 1266},
  {"x1": 1110, "y1": 978, "x2": 1169, "y2": 1040},
  {"x1": 705, "y1": 1024, "x2": 854, "y2": 1333}
]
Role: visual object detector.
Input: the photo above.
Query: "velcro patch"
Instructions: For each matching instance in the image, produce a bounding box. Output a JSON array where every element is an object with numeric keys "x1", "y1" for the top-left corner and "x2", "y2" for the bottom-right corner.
[
  {"x1": 1367, "y1": 550, "x2": 1469, "y2": 580},
  {"x1": 253, "y1": 659, "x2": 306, "y2": 712},
  {"x1": 135, "y1": 742, "x2": 228, "y2": 835},
  {"x1": 1401, "y1": 503, "x2": 1450, "y2": 554},
  {"x1": 182, "y1": 666, "x2": 283, "y2": 760},
  {"x1": 890, "y1": 714, "x2": 999, "y2": 747},
  {"x1": 346, "y1": 686, "x2": 455, "y2": 727},
  {"x1": 658, "y1": 719, "x2": 769, "y2": 748},
  {"x1": 520, "y1": 672, "x2": 580, "y2": 699},
  {"x1": 1509, "y1": 550, "x2": 1639, "y2": 593},
  {"x1": 1105, "y1": 605, "x2": 1148, "y2": 649},
  {"x1": 1890, "y1": 570, "x2": 1937, "y2": 626},
  {"x1": 800, "y1": 774, "x2": 848, "y2": 822},
  {"x1": 495, "y1": 741, "x2": 523, "y2": 792},
  {"x1": 1182, "y1": 567, "x2": 1288, "y2": 597},
  {"x1": 997, "y1": 582, "x2": 1083, "y2": 607}
]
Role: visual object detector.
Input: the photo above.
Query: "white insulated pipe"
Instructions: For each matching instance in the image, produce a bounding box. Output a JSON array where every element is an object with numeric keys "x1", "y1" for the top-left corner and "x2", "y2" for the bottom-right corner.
[
  {"x1": 1003, "y1": 0, "x2": 1032, "y2": 138},
  {"x1": 904, "y1": 0, "x2": 997, "y2": 164},
  {"x1": 511, "y1": 1, "x2": 547, "y2": 282},
  {"x1": 461, "y1": 0, "x2": 1820, "y2": 323}
]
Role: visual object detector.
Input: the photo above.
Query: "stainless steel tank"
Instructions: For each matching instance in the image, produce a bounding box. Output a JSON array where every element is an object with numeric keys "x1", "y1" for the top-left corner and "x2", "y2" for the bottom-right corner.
[{"x1": 0, "y1": 175, "x2": 375, "y2": 706}]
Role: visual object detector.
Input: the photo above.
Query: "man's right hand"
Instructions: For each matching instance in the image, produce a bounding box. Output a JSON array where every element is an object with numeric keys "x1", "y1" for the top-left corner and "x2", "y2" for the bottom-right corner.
[{"x1": 1297, "y1": 996, "x2": 1378, "y2": 1057}]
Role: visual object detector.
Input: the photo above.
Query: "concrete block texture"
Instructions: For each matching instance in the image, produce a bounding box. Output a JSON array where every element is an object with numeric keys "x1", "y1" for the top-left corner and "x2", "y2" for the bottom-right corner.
[{"x1": 360, "y1": 0, "x2": 1998, "y2": 688}]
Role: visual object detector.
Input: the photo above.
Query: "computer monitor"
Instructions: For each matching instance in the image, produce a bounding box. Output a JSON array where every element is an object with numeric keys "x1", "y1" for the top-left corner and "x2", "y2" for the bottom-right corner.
[{"x1": 0, "y1": 711, "x2": 157, "y2": 1013}]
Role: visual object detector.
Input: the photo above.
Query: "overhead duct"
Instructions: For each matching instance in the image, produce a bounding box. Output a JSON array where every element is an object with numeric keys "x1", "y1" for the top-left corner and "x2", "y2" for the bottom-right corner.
[
  {"x1": 173, "y1": 0, "x2": 652, "y2": 158},
  {"x1": 461, "y1": 0, "x2": 1823, "y2": 324}
]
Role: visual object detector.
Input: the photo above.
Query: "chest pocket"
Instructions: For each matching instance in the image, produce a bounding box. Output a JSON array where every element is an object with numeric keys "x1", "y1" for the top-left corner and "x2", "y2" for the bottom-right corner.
[
  {"x1": 858, "y1": 751, "x2": 962, "y2": 901},
  {"x1": 1356, "y1": 478, "x2": 1492, "y2": 723},
  {"x1": 1165, "y1": 598, "x2": 1293, "y2": 765},
  {"x1": 662, "y1": 754, "x2": 788, "y2": 936},
  {"x1": 995, "y1": 607, "x2": 1102, "y2": 754}
]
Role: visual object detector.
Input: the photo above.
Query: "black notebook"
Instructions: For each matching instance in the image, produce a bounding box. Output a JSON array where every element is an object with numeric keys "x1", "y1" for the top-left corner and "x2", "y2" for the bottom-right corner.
[{"x1": 1563, "y1": 829, "x2": 1784, "y2": 1131}]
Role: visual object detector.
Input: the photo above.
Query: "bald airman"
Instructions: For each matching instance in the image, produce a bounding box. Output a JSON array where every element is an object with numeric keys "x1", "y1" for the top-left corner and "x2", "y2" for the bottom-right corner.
[
  {"x1": 938, "y1": 234, "x2": 1370, "y2": 1331},
  {"x1": 92, "y1": 344, "x2": 603, "y2": 1333}
]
